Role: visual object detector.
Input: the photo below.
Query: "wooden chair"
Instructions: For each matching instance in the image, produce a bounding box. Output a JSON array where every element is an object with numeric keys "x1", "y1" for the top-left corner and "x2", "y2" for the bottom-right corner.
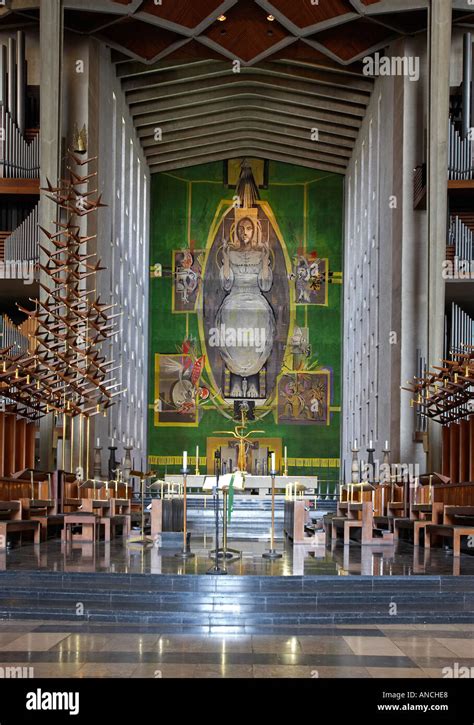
[{"x1": 61, "y1": 512, "x2": 98, "y2": 544}]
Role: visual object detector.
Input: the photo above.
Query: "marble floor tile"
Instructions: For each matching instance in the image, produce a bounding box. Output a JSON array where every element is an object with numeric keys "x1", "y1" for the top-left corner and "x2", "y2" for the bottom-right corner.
[
  {"x1": 343, "y1": 636, "x2": 406, "y2": 657},
  {"x1": 50, "y1": 634, "x2": 111, "y2": 652},
  {"x1": 420, "y1": 667, "x2": 451, "y2": 678},
  {"x1": 310, "y1": 666, "x2": 371, "y2": 678},
  {"x1": 251, "y1": 635, "x2": 302, "y2": 653},
  {"x1": 77, "y1": 663, "x2": 138, "y2": 678},
  {"x1": 0, "y1": 632, "x2": 36, "y2": 647},
  {"x1": 389, "y1": 638, "x2": 458, "y2": 659},
  {"x1": 298, "y1": 636, "x2": 354, "y2": 655},
  {"x1": 405, "y1": 656, "x2": 474, "y2": 670},
  {"x1": 132, "y1": 664, "x2": 198, "y2": 678},
  {"x1": 0, "y1": 632, "x2": 71, "y2": 652},
  {"x1": 367, "y1": 667, "x2": 427, "y2": 678},
  {"x1": 98, "y1": 634, "x2": 161, "y2": 652},
  {"x1": 192, "y1": 665, "x2": 253, "y2": 678},
  {"x1": 252, "y1": 665, "x2": 315, "y2": 678},
  {"x1": 155, "y1": 636, "x2": 225, "y2": 653},
  {"x1": 22, "y1": 663, "x2": 85, "y2": 678},
  {"x1": 435, "y1": 638, "x2": 474, "y2": 658}
]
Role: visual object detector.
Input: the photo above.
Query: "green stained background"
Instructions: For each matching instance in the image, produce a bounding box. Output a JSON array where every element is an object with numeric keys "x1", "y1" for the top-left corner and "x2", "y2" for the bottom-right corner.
[{"x1": 148, "y1": 160, "x2": 343, "y2": 487}]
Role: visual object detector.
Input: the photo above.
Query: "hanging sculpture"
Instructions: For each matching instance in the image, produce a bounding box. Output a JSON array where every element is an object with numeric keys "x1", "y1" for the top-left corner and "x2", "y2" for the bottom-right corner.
[
  {"x1": 403, "y1": 346, "x2": 474, "y2": 424},
  {"x1": 0, "y1": 150, "x2": 122, "y2": 422}
]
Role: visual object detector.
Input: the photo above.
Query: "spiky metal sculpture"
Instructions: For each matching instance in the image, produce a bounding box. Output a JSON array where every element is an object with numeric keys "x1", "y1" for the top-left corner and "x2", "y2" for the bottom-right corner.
[{"x1": 0, "y1": 151, "x2": 123, "y2": 422}]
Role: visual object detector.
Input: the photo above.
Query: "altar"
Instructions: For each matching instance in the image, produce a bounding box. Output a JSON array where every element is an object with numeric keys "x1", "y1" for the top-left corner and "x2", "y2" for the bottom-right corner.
[{"x1": 164, "y1": 474, "x2": 319, "y2": 496}]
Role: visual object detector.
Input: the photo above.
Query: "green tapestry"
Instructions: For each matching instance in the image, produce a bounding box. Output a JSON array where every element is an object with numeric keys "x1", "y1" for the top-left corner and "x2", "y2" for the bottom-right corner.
[{"x1": 148, "y1": 160, "x2": 343, "y2": 490}]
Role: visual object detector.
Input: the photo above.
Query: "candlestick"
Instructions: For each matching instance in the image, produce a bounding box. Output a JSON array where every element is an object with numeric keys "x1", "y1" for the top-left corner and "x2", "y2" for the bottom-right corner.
[
  {"x1": 175, "y1": 467, "x2": 195, "y2": 559},
  {"x1": 262, "y1": 467, "x2": 282, "y2": 559},
  {"x1": 123, "y1": 441, "x2": 133, "y2": 483},
  {"x1": 351, "y1": 440, "x2": 360, "y2": 485}
]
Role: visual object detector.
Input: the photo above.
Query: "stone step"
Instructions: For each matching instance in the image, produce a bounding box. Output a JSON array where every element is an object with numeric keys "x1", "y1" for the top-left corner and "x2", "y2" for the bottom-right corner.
[{"x1": 1, "y1": 571, "x2": 472, "y2": 591}]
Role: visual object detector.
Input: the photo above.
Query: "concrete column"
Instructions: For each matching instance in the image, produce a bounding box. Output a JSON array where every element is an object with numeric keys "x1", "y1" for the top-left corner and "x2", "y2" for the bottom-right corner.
[
  {"x1": 427, "y1": 0, "x2": 452, "y2": 471},
  {"x1": 39, "y1": 0, "x2": 63, "y2": 471}
]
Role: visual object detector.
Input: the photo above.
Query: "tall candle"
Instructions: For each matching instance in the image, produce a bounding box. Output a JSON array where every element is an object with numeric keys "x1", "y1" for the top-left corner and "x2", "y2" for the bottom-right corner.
[
  {"x1": 284, "y1": 446, "x2": 287, "y2": 468},
  {"x1": 271, "y1": 452, "x2": 275, "y2": 472},
  {"x1": 96, "y1": 438, "x2": 100, "y2": 448},
  {"x1": 196, "y1": 445, "x2": 199, "y2": 464},
  {"x1": 384, "y1": 440, "x2": 389, "y2": 449},
  {"x1": 353, "y1": 439, "x2": 358, "y2": 449},
  {"x1": 369, "y1": 440, "x2": 373, "y2": 449},
  {"x1": 183, "y1": 450, "x2": 188, "y2": 471}
]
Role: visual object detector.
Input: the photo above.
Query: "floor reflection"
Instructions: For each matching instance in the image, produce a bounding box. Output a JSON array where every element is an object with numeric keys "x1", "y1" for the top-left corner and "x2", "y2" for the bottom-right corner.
[{"x1": 0, "y1": 535, "x2": 473, "y2": 576}]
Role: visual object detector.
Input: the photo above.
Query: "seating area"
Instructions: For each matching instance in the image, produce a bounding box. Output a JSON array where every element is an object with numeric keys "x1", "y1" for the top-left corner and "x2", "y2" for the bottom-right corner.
[
  {"x1": 0, "y1": 414, "x2": 134, "y2": 550},
  {"x1": 0, "y1": 476, "x2": 132, "y2": 549},
  {"x1": 326, "y1": 474, "x2": 474, "y2": 559}
]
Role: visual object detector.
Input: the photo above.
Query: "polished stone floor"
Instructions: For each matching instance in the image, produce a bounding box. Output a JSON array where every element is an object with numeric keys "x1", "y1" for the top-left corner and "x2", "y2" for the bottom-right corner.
[
  {"x1": 1, "y1": 536, "x2": 473, "y2": 575},
  {"x1": 0, "y1": 620, "x2": 471, "y2": 678}
]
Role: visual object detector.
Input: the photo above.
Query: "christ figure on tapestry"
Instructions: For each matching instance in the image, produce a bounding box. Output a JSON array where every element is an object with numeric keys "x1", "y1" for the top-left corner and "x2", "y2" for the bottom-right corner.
[{"x1": 214, "y1": 209, "x2": 276, "y2": 399}]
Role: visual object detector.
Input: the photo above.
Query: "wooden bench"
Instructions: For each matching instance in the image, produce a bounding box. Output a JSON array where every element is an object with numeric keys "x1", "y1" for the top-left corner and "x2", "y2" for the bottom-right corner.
[
  {"x1": 329, "y1": 502, "x2": 394, "y2": 546},
  {"x1": 425, "y1": 522, "x2": 474, "y2": 557},
  {"x1": 0, "y1": 501, "x2": 40, "y2": 549},
  {"x1": 393, "y1": 502, "x2": 444, "y2": 545},
  {"x1": 81, "y1": 498, "x2": 131, "y2": 541},
  {"x1": 19, "y1": 498, "x2": 64, "y2": 541}
]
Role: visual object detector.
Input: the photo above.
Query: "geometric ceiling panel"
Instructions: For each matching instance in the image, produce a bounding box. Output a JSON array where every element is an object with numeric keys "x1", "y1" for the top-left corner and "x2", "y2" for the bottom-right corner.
[
  {"x1": 201, "y1": 0, "x2": 293, "y2": 63},
  {"x1": 8, "y1": 0, "x2": 462, "y2": 175},
  {"x1": 371, "y1": 9, "x2": 427, "y2": 34},
  {"x1": 265, "y1": 38, "x2": 347, "y2": 64},
  {"x1": 98, "y1": 17, "x2": 185, "y2": 62},
  {"x1": 260, "y1": 0, "x2": 356, "y2": 30},
  {"x1": 308, "y1": 17, "x2": 395, "y2": 63},
  {"x1": 64, "y1": 10, "x2": 122, "y2": 34},
  {"x1": 155, "y1": 38, "x2": 226, "y2": 63},
  {"x1": 137, "y1": 0, "x2": 235, "y2": 30}
]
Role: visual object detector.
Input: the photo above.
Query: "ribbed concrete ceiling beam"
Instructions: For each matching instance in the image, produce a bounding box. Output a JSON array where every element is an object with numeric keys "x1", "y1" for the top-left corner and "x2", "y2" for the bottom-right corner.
[
  {"x1": 121, "y1": 59, "x2": 373, "y2": 95},
  {"x1": 132, "y1": 98, "x2": 362, "y2": 133},
  {"x1": 144, "y1": 133, "x2": 348, "y2": 167},
  {"x1": 143, "y1": 126, "x2": 352, "y2": 160},
  {"x1": 137, "y1": 113, "x2": 356, "y2": 147},
  {"x1": 125, "y1": 73, "x2": 370, "y2": 108},
  {"x1": 148, "y1": 145, "x2": 346, "y2": 175},
  {"x1": 129, "y1": 85, "x2": 367, "y2": 120}
]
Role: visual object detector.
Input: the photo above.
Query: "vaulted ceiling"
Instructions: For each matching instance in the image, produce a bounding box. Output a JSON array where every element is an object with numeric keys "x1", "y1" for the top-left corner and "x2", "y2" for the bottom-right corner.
[{"x1": 3, "y1": 0, "x2": 474, "y2": 174}]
